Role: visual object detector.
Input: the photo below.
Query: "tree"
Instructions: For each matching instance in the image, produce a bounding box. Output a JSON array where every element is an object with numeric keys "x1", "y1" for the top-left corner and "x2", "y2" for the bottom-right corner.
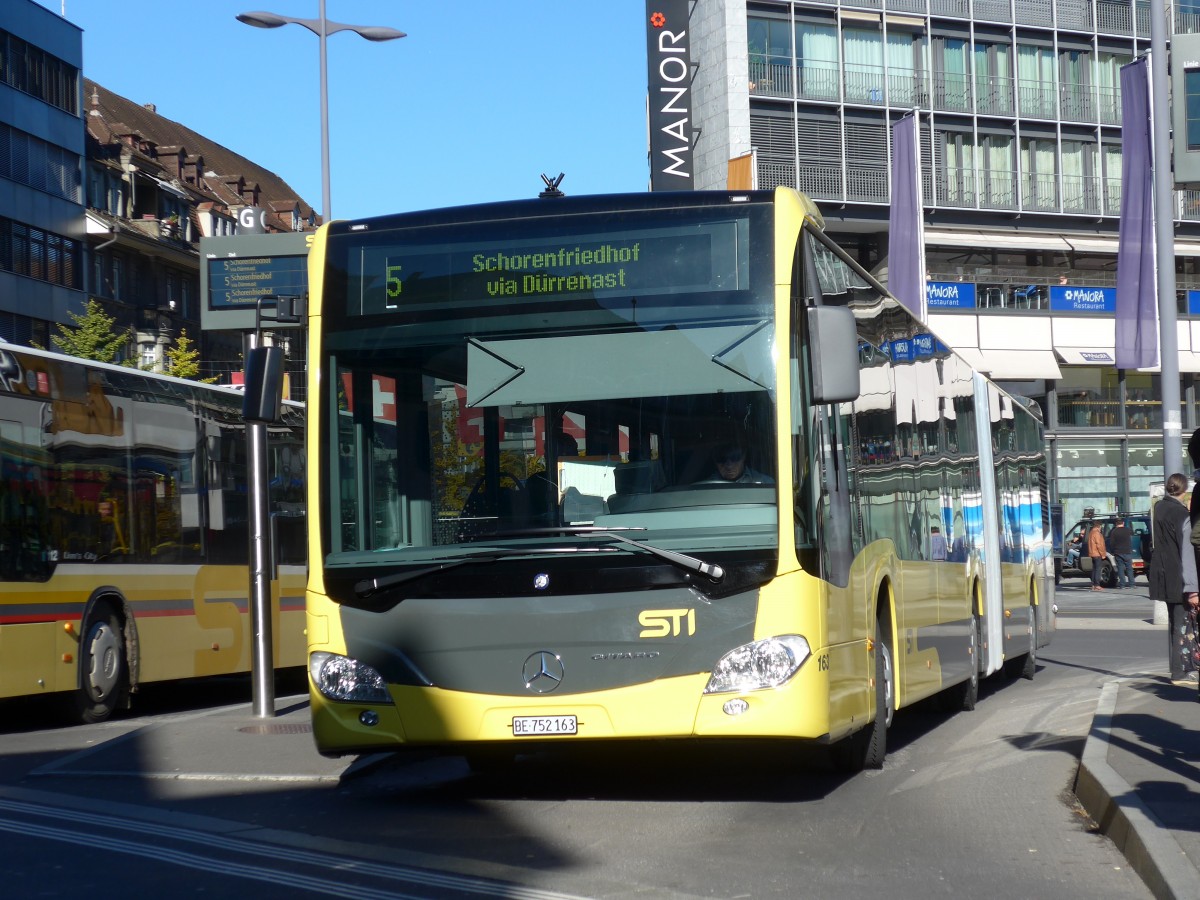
[
  {"x1": 49, "y1": 299, "x2": 131, "y2": 364},
  {"x1": 164, "y1": 329, "x2": 218, "y2": 382}
]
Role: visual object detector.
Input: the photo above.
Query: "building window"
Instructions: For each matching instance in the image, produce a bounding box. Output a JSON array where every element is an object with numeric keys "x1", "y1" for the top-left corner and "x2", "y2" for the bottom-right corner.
[
  {"x1": 796, "y1": 20, "x2": 839, "y2": 100},
  {"x1": 844, "y1": 27, "x2": 885, "y2": 104},
  {"x1": 887, "y1": 30, "x2": 925, "y2": 107},
  {"x1": 1020, "y1": 137, "x2": 1058, "y2": 210},
  {"x1": 1059, "y1": 47, "x2": 1094, "y2": 122},
  {"x1": 1017, "y1": 44, "x2": 1056, "y2": 118},
  {"x1": 1057, "y1": 367, "x2": 1121, "y2": 428},
  {"x1": 932, "y1": 37, "x2": 970, "y2": 111},
  {"x1": 1062, "y1": 139, "x2": 1100, "y2": 213},
  {"x1": 1056, "y1": 440, "x2": 1122, "y2": 524},
  {"x1": 748, "y1": 16, "x2": 794, "y2": 95},
  {"x1": 973, "y1": 40, "x2": 1013, "y2": 116},
  {"x1": 0, "y1": 30, "x2": 79, "y2": 115}
]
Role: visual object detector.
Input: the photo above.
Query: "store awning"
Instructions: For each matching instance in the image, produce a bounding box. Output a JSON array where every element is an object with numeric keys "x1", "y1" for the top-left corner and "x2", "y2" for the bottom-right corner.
[
  {"x1": 924, "y1": 229, "x2": 1069, "y2": 251},
  {"x1": 1056, "y1": 348, "x2": 1117, "y2": 366},
  {"x1": 973, "y1": 349, "x2": 1062, "y2": 379},
  {"x1": 925, "y1": 228, "x2": 1200, "y2": 257}
]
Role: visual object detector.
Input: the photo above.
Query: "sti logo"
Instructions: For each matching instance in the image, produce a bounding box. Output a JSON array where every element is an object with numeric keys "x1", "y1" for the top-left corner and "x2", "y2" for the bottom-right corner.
[{"x1": 639, "y1": 608, "x2": 696, "y2": 638}]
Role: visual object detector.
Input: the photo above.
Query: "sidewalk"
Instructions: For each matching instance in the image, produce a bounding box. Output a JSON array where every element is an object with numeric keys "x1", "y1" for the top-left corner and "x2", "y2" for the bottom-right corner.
[
  {"x1": 1074, "y1": 676, "x2": 1200, "y2": 900},
  {"x1": 30, "y1": 695, "x2": 384, "y2": 784}
]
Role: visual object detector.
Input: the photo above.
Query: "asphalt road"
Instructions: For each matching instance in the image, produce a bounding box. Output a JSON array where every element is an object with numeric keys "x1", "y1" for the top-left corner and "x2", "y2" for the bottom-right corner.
[{"x1": 0, "y1": 579, "x2": 1166, "y2": 899}]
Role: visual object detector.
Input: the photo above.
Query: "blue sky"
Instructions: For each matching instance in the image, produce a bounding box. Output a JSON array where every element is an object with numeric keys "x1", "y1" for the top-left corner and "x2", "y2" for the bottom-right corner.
[{"x1": 42, "y1": 1, "x2": 651, "y2": 219}]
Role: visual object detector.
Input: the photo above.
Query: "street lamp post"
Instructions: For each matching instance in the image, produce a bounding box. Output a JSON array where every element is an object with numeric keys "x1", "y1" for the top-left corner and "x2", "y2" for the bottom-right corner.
[{"x1": 236, "y1": 2, "x2": 405, "y2": 221}]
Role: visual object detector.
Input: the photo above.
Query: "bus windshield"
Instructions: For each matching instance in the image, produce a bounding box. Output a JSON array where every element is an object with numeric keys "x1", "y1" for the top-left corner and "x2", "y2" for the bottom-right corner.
[{"x1": 321, "y1": 199, "x2": 778, "y2": 569}]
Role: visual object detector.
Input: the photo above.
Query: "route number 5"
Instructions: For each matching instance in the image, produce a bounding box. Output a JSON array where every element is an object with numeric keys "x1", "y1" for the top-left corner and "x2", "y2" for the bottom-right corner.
[{"x1": 386, "y1": 265, "x2": 403, "y2": 302}]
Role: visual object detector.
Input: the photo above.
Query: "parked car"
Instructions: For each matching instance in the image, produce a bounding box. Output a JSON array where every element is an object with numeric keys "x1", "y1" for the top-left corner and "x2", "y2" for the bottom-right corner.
[{"x1": 1055, "y1": 512, "x2": 1152, "y2": 587}]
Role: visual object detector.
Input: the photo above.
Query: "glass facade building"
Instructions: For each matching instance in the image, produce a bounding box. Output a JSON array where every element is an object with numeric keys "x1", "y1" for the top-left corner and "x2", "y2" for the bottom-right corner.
[
  {"x1": 0, "y1": 0, "x2": 85, "y2": 346},
  {"x1": 689, "y1": 0, "x2": 1200, "y2": 522}
]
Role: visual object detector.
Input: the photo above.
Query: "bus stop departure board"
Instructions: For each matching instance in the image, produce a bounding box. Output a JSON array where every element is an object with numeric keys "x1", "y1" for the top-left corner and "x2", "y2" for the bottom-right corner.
[{"x1": 200, "y1": 233, "x2": 311, "y2": 331}]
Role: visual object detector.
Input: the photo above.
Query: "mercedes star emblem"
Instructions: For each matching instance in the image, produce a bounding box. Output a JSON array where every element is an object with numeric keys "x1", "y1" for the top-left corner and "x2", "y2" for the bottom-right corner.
[{"x1": 522, "y1": 650, "x2": 565, "y2": 693}]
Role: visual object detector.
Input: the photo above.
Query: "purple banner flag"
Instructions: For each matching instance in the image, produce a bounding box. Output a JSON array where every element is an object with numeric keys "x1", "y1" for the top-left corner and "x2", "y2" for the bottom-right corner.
[
  {"x1": 1115, "y1": 57, "x2": 1159, "y2": 370},
  {"x1": 888, "y1": 112, "x2": 925, "y2": 319}
]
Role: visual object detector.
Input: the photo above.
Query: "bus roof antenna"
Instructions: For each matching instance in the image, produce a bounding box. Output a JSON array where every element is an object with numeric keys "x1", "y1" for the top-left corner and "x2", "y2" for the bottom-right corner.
[{"x1": 539, "y1": 173, "x2": 565, "y2": 198}]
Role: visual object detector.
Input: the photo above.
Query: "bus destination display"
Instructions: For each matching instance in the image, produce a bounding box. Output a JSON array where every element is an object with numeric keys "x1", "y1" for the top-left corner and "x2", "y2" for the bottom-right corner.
[{"x1": 349, "y1": 219, "x2": 751, "y2": 315}]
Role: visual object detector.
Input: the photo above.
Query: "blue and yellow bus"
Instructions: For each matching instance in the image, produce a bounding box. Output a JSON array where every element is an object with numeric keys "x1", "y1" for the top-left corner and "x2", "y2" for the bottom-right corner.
[
  {"x1": 304, "y1": 187, "x2": 1053, "y2": 771},
  {"x1": 0, "y1": 344, "x2": 305, "y2": 722}
]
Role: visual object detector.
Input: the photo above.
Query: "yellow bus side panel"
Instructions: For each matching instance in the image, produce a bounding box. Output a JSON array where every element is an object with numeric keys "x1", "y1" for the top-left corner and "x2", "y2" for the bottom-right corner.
[
  {"x1": 0, "y1": 567, "x2": 306, "y2": 699},
  {"x1": 0, "y1": 621, "x2": 58, "y2": 698},
  {"x1": 896, "y1": 561, "x2": 943, "y2": 704}
]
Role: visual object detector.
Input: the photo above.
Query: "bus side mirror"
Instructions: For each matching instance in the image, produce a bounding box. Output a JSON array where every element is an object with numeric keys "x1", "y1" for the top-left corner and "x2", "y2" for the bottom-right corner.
[{"x1": 807, "y1": 306, "x2": 859, "y2": 404}]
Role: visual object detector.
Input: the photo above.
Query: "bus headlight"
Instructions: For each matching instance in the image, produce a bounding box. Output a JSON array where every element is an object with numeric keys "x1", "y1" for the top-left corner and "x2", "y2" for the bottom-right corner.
[
  {"x1": 309, "y1": 651, "x2": 390, "y2": 703},
  {"x1": 704, "y1": 636, "x2": 811, "y2": 694}
]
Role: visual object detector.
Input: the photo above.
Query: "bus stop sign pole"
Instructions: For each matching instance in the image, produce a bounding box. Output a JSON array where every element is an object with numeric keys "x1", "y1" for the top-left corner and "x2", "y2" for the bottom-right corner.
[{"x1": 242, "y1": 297, "x2": 292, "y2": 718}]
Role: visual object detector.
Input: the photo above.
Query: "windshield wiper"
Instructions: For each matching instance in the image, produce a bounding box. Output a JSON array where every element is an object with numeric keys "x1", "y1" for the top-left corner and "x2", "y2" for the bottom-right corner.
[
  {"x1": 353, "y1": 545, "x2": 620, "y2": 600},
  {"x1": 498, "y1": 526, "x2": 725, "y2": 583}
]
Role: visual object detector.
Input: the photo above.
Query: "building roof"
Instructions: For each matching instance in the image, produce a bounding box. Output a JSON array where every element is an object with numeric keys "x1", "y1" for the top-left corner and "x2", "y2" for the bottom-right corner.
[{"x1": 84, "y1": 79, "x2": 319, "y2": 232}]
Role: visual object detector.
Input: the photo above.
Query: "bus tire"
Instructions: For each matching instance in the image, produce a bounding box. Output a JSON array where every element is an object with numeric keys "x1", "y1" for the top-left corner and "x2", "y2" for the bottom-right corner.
[
  {"x1": 831, "y1": 619, "x2": 892, "y2": 773},
  {"x1": 1005, "y1": 596, "x2": 1038, "y2": 681},
  {"x1": 73, "y1": 604, "x2": 128, "y2": 724},
  {"x1": 940, "y1": 610, "x2": 979, "y2": 712}
]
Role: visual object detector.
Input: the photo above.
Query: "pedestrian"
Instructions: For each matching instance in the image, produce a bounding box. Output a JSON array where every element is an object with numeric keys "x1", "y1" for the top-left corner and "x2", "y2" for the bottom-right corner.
[
  {"x1": 1086, "y1": 520, "x2": 1107, "y2": 591},
  {"x1": 1189, "y1": 426, "x2": 1200, "y2": 548},
  {"x1": 1108, "y1": 516, "x2": 1135, "y2": 588},
  {"x1": 930, "y1": 525, "x2": 947, "y2": 561},
  {"x1": 1147, "y1": 473, "x2": 1200, "y2": 685}
]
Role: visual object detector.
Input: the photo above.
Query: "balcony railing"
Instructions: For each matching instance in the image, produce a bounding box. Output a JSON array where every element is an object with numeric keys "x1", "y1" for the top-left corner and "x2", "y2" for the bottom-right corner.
[
  {"x1": 797, "y1": 63, "x2": 841, "y2": 102},
  {"x1": 758, "y1": 159, "x2": 796, "y2": 193},
  {"x1": 1096, "y1": 85, "x2": 1122, "y2": 125},
  {"x1": 975, "y1": 75, "x2": 1014, "y2": 116},
  {"x1": 1097, "y1": 1, "x2": 1134, "y2": 34},
  {"x1": 1062, "y1": 174, "x2": 1102, "y2": 215},
  {"x1": 844, "y1": 65, "x2": 887, "y2": 104},
  {"x1": 749, "y1": 56, "x2": 793, "y2": 98},
  {"x1": 1056, "y1": 0, "x2": 1093, "y2": 31},
  {"x1": 937, "y1": 168, "x2": 978, "y2": 208},
  {"x1": 1015, "y1": 0, "x2": 1054, "y2": 26},
  {"x1": 795, "y1": 163, "x2": 843, "y2": 200},
  {"x1": 1104, "y1": 177, "x2": 1122, "y2": 214},
  {"x1": 1021, "y1": 172, "x2": 1060, "y2": 211},
  {"x1": 932, "y1": 72, "x2": 972, "y2": 112},
  {"x1": 971, "y1": 0, "x2": 1009, "y2": 22},
  {"x1": 1059, "y1": 84, "x2": 1095, "y2": 123},
  {"x1": 847, "y1": 166, "x2": 889, "y2": 202},
  {"x1": 1018, "y1": 80, "x2": 1057, "y2": 118},
  {"x1": 888, "y1": 70, "x2": 927, "y2": 106},
  {"x1": 981, "y1": 171, "x2": 1018, "y2": 209}
]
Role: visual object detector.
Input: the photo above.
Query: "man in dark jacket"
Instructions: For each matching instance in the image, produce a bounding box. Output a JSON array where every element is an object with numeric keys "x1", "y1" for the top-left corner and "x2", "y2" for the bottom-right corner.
[
  {"x1": 1149, "y1": 473, "x2": 1200, "y2": 684},
  {"x1": 1108, "y1": 516, "x2": 1134, "y2": 588}
]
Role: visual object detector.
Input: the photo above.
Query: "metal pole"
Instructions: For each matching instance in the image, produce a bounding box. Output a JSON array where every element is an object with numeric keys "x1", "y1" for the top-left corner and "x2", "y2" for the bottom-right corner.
[
  {"x1": 319, "y1": 0, "x2": 332, "y2": 221},
  {"x1": 246, "y1": 329, "x2": 276, "y2": 717},
  {"x1": 1150, "y1": 4, "x2": 1179, "y2": 627}
]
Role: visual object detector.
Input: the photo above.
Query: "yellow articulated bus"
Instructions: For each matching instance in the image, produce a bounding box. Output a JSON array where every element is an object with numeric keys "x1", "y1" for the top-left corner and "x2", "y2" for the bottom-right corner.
[
  {"x1": 305, "y1": 187, "x2": 1054, "y2": 771},
  {"x1": 0, "y1": 344, "x2": 305, "y2": 722}
]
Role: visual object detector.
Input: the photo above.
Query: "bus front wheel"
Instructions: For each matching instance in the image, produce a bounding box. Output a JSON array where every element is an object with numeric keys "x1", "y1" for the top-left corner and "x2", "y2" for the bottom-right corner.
[
  {"x1": 73, "y1": 604, "x2": 128, "y2": 724},
  {"x1": 831, "y1": 619, "x2": 892, "y2": 773}
]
